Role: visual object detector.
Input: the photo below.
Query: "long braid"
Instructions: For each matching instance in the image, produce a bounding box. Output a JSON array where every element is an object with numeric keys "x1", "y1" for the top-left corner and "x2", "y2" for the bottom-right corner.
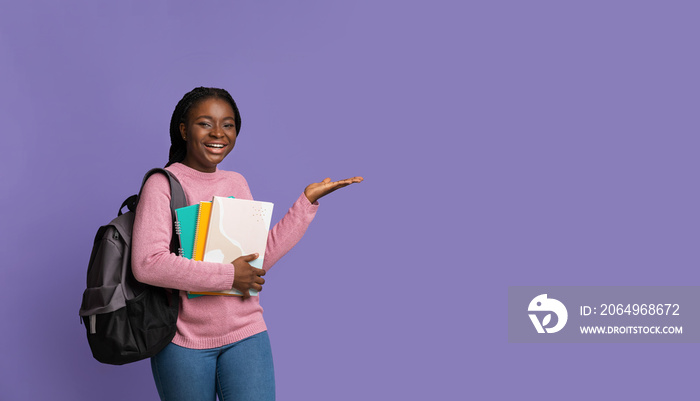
[{"x1": 165, "y1": 87, "x2": 242, "y2": 167}]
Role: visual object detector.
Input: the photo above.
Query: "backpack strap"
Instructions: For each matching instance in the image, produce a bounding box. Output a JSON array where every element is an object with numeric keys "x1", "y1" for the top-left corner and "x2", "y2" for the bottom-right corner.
[
  {"x1": 117, "y1": 169, "x2": 188, "y2": 216},
  {"x1": 137, "y1": 168, "x2": 189, "y2": 258},
  {"x1": 139, "y1": 168, "x2": 188, "y2": 211}
]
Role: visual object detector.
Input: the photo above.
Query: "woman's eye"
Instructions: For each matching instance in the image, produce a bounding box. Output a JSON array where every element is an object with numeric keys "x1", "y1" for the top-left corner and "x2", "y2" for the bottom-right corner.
[
  {"x1": 224, "y1": 124, "x2": 235, "y2": 129},
  {"x1": 198, "y1": 122, "x2": 211, "y2": 128}
]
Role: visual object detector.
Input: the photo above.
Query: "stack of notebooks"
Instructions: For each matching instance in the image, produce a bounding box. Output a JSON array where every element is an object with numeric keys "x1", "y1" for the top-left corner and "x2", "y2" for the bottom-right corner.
[{"x1": 175, "y1": 196, "x2": 274, "y2": 297}]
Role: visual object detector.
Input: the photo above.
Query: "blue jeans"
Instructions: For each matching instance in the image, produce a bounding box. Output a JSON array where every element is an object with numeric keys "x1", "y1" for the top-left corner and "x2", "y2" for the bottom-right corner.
[{"x1": 151, "y1": 331, "x2": 275, "y2": 401}]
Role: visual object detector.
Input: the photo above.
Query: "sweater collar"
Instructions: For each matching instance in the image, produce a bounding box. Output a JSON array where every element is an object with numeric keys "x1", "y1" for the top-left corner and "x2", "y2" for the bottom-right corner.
[{"x1": 168, "y1": 162, "x2": 223, "y2": 182}]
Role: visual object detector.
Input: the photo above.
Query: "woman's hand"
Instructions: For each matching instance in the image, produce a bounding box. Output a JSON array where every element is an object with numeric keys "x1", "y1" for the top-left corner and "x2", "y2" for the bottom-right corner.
[
  {"x1": 231, "y1": 253, "x2": 266, "y2": 298},
  {"x1": 304, "y1": 176, "x2": 364, "y2": 204}
]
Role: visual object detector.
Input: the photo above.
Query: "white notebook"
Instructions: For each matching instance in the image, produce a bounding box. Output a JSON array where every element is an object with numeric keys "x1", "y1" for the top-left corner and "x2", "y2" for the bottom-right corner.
[{"x1": 190, "y1": 196, "x2": 274, "y2": 296}]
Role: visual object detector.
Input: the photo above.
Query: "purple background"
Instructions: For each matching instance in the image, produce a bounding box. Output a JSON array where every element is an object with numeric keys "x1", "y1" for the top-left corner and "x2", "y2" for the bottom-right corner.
[{"x1": 1, "y1": 1, "x2": 698, "y2": 399}]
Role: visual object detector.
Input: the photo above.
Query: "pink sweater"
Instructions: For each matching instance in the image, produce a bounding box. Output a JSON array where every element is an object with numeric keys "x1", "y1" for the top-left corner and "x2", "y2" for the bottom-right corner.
[{"x1": 131, "y1": 163, "x2": 318, "y2": 349}]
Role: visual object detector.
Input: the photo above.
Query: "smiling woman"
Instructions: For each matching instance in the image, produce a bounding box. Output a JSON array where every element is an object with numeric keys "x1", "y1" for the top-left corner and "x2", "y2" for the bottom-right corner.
[
  {"x1": 130, "y1": 86, "x2": 362, "y2": 401},
  {"x1": 179, "y1": 97, "x2": 238, "y2": 173},
  {"x1": 166, "y1": 87, "x2": 242, "y2": 171}
]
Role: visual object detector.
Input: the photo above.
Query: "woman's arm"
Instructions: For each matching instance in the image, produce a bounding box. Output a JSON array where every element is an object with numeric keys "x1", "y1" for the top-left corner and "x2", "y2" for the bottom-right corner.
[
  {"x1": 262, "y1": 176, "x2": 363, "y2": 271},
  {"x1": 131, "y1": 173, "x2": 235, "y2": 292},
  {"x1": 262, "y1": 192, "x2": 319, "y2": 271}
]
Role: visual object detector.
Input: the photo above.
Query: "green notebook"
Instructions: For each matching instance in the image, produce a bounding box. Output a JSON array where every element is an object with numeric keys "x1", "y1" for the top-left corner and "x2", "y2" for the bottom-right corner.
[{"x1": 175, "y1": 204, "x2": 199, "y2": 259}]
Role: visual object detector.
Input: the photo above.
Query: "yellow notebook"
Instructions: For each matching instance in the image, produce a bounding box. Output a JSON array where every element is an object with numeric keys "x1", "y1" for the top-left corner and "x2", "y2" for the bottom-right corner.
[{"x1": 192, "y1": 201, "x2": 212, "y2": 261}]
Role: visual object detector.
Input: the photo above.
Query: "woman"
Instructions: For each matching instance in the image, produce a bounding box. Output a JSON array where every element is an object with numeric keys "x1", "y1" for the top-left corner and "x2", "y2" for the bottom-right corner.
[{"x1": 132, "y1": 87, "x2": 362, "y2": 400}]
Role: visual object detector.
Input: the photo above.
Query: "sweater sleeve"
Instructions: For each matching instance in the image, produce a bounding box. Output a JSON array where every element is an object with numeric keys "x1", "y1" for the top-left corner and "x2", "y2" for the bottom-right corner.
[
  {"x1": 131, "y1": 173, "x2": 235, "y2": 292},
  {"x1": 262, "y1": 192, "x2": 319, "y2": 271}
]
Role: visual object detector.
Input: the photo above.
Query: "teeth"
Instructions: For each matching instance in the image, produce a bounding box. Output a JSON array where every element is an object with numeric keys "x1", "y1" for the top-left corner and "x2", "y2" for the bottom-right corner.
[{"x1": 206, "y1": 144, "x2": 225, "y2": 148}]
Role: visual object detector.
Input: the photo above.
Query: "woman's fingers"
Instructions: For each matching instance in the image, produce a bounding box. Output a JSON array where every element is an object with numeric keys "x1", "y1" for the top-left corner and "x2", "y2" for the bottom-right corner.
[
  {"x1": 232, "y1": 255, "x2": 267, "y2": 296},
  {"x1": 304, "y1": 176, "x2": 363, "y2": 203},
  {"x1": 325, "y1": 177, "x2": 363, "y2": 188}
]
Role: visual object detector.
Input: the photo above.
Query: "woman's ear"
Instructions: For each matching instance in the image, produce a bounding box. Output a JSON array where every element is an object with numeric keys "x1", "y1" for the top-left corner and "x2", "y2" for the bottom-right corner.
[{"x1": 179, "y1": 123, "x2": 187, "y2": 141}]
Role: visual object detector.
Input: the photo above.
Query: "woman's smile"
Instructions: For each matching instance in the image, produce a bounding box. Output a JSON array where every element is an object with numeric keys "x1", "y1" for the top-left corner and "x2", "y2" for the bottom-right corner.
[{"x1": 203, "y1": 142, "x2": 229, "y2": 154}]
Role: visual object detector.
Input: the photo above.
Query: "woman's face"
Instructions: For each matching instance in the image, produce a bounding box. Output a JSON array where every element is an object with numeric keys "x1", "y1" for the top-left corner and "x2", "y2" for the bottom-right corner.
[{"x1": 179, "y1": 97, "x2": 237, "y2": 173}]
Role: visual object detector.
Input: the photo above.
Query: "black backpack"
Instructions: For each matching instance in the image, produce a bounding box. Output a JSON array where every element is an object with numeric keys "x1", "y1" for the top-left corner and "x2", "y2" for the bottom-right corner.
[{"x1": 79, "y1": 168, "x2": 188, "y2": 365}]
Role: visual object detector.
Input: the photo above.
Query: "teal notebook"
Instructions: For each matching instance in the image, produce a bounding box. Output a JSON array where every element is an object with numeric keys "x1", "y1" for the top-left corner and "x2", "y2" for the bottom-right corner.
[
  {"x1": 175, "y1": 204, "x2": 199, "y2": 259},
  {"x1": 176, "y1": 204, "x2": 205, "y2": 299}
]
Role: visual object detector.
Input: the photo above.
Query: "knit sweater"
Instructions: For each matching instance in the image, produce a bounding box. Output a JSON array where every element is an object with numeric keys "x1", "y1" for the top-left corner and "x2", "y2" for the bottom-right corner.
[{"x1": 131, "y1": 162, "x2": 318, "y2": 349}]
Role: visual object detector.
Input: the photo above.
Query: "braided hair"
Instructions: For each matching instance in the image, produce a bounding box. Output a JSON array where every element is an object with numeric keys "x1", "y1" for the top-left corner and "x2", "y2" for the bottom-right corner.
[{"x1": 165, "y1": 87, "x2": 242, "y2": 167}]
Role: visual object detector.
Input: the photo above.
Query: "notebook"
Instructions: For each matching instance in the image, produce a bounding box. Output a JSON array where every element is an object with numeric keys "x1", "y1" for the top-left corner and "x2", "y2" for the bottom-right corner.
[
  {"x1": 174, "y1": 204, "x2": 199, "y2": 259},
  {"x1": 189, "y1": 196, "x2": 274, "y2": 297},
  {"x1": 192, "y1": 201, "x2": 212, "y2": 261}
]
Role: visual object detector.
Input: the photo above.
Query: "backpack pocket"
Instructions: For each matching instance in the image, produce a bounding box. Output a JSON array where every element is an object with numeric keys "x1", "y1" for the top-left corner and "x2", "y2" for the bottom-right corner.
[
  {"x1": 125, "y1": 286, "x2": 179, "y2": 358},
  {"x1": 80, "y1": 284, "x2": 126, "y2": 316}
]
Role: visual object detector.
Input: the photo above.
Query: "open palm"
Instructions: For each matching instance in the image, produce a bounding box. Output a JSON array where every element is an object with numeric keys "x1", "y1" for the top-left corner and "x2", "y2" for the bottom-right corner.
[{"x1": 304, "y1": 176, "x2": 363, "y2": 204}]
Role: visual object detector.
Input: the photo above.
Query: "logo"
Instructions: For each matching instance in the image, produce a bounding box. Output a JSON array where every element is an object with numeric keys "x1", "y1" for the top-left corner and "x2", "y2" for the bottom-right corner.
[{"x1": 528, "y1": 294, "x2": 568, "y2": 333}]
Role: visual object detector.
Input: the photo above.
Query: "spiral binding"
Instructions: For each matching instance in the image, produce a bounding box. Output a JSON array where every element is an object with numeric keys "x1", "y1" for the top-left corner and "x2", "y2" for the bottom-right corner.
[{"x1": 174, "y1": 221, "x2": 184, "y2": 257}]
